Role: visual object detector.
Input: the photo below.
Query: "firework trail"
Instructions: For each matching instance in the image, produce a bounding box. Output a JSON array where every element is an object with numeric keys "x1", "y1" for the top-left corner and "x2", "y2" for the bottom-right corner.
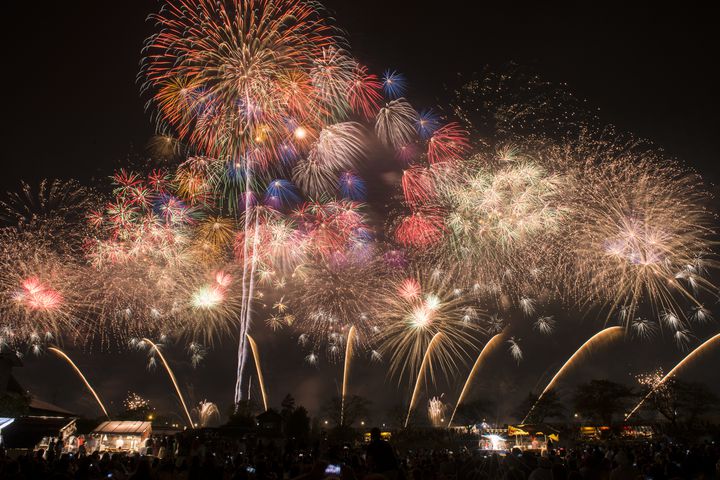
[
  {"x1": 48, "y1": 347, "x2": 109, "y2": 419},
  {"x1": 448, "y1": 331, "x2": 505, "y2": 427},
  {"x1": 522, "y1": 326, "x2": 623, "y2": 423},
  {"x1": 340, "y1": 325, "x2": 357, "y2": 425},
  {"x1": 625, "y1": 331, "x2": 720, "y2": 420},
  {"x1": 141, "y1": 338, "x2": 194, "y2": 427},
  {"x1": 405, "y1": 332, "x2": 444, "y2": 428},
  {"x1": 246, "y1": 334, "x2": 268, "y2": 411}
]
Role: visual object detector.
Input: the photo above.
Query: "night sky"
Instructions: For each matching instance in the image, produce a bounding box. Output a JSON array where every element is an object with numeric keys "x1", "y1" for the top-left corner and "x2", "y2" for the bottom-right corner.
[{"x1": 3, "y1": 1, "x2": 720, "y2": 422}]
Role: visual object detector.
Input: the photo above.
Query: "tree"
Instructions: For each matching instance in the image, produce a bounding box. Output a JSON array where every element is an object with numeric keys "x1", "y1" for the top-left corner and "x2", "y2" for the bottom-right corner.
[
  {"x1": 455, "y1": 398, "x2": 496, "y2": 428},
  {"x1": 286, "y1": 406, "x2": 311, "y2": 441},
  {"x1": 676, "y1": 381, "x2": 719, "y2": 426},
  {"x1": 280, "y1": 393, "x2": 296, "y2": 423},
  {"x1": 386, "y1": 404, "x2": 409, "y2": 429},
  {"x1": 321, "y1": 395, "x2": 371, "y2": 427},
  {"x1": 514, "y1": 390, "x2": 565, "y2": 423},
  {"x1": 573, "y1": 379, "x2": 633, "y2": 425},
  {"x1": 228, "y1": 399, "x2": 260, "y2": 427},
  {"x1": 644, "y1": 379, "x2": 719, "y2": 427}
]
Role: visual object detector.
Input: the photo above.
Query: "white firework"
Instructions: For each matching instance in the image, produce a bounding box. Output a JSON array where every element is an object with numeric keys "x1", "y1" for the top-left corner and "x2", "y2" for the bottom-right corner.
[
  {"x1": 660, "y1": 310, "x2": 682, "y2": 329},
  {"x1": 507, "y1": 337, "x2": 523, "y2": 363},
  {"x1": 375, "y1": 98, "x2": 418, "y2": 148},
  {"x1": 631, "y1": 317, "x2": 657, "y2": 339},
  {"x1": 690, "y1": 306, "x2": 712, "y2": 323},
  {"x1": 519, "y1": 296, "x2": 536, "y2": 316},
  {"x1": 533, "y1": 316, "x2": 555, "y2": 334}
]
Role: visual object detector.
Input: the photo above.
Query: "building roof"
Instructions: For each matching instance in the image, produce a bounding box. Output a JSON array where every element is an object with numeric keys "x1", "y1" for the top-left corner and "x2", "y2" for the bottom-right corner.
[
  {"x1": 92, "y1": 421, "x2": 151, "y2": 435},
  {"x1": 29, "y1": 398, "x2": 76, "y2": 417}
]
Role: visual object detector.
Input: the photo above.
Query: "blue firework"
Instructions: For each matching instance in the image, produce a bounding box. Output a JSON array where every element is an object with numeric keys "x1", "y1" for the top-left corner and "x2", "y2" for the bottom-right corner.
[
  {"x1": 265, "y1": 179, "x2": 300, "y2": 209},
  {"x1": 338, "y1": 171, "x2": 367, "y2": 200},
  {"x1": 382, "y1": 70, "x2": 407, "y2": 99},
  {"x1": 416, "y1": 109, "x2": 441, "y2": 139}
]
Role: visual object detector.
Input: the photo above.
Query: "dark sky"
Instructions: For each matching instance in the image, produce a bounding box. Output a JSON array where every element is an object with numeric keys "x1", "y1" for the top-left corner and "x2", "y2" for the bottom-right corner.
[{"x1": 3, "y1": 1, "x2": 720, "y2": 422}]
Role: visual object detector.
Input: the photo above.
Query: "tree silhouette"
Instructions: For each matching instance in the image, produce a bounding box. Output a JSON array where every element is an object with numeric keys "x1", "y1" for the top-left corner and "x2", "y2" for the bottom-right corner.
[
  {"x1": 321, "y1": 395, "x2": 371, "y2": 427},
  {"x1": 514, "y1": 390, "x2": 564, "y2": 423},
  {"x1": 573, "y1": 379, "x2": 633, "y2": 425}
]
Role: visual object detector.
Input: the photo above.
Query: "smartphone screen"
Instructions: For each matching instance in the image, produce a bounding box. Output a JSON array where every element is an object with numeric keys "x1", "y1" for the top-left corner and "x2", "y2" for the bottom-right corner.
[{"x1": 324, "y1": 464, "x2": 341, "y2": 476}]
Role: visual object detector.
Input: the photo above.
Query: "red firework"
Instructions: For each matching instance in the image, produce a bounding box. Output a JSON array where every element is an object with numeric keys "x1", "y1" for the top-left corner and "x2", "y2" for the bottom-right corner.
[
  {"x1": 349, "y1": 65, "x2": 383, "y2": 120},
  {"x1": 427, "y1": 122, "x2": 469, "y2": 165},
  {"x1": 402, "y1": 166, "x2": 436, "y2": 208},
  {"x1": 395, "y1": 210, "x2": 445, "y2": 249}
]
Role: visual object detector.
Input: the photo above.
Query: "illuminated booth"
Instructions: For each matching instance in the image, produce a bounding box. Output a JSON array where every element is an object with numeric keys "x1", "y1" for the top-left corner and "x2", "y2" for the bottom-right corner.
[
  {"x1": 91, "y1": 421, "x2": 151, "y2": 452},
  {"x1": 507, "y1": 424, "x2": 559, "y2": 451}
]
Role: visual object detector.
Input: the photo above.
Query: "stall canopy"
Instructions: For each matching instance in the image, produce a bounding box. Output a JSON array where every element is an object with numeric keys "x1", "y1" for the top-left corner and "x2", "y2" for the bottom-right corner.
[
  {"x1": 508, "y1": 424, "x2": 560, "y2": 442},
  {"x1": 92, "y1": 421, "x2": 151, "y2": 436}
]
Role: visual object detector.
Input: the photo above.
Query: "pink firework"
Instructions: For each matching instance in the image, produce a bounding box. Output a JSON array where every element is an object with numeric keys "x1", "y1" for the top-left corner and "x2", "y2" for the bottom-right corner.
[
  {"x1": 398, "y1": 277, "x2": 422, "y2": 301},
  {"x1": 15, "y1": 277, "x2": 63, "y2": 312}
]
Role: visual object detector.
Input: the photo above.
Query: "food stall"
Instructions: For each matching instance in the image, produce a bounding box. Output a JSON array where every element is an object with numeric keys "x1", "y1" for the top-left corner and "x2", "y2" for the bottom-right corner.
[
  {"x1": 90, "y1": 421, "x2": 151, "y2": 452},
  {"x1": 507, "y1": 424, "x2": 559, "y2": 451}
]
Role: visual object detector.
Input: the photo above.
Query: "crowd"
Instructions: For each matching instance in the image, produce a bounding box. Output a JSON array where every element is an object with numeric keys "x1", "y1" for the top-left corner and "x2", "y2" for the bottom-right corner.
[{"x1": 1, "y1": 427, "x2": 719, "y2": 479}]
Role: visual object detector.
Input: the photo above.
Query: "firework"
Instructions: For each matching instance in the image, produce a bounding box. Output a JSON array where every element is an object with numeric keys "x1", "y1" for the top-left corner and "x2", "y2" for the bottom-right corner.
[
  {"x1": 246, "y1": 334, "x2": 269, "y2": 411},
  {"x1": 48, "y1": 347, "x2": 109, "y2": 418},
  {"x1": 428, "y1": 395, "x2": 447, "y2": 426},
  {"x1": 382, "y1": 70, "x2": 407, "y2": 99},
  {"x1": 288, "y1": 257, "x2": 387, "y2": 359},
  {"x1": 0, "y1": 229, "x2": 84, "y2": 345},
  {"x1": 568, "y1": 156, "x2": 715, "y2": 323},
  {"x1": 405, "y1": 332, "x2": 443, "y2": 427},
  {"x1": 448, "y1": 331, "x2": 505, "y2": 427},
  {"x1": 193, "y1": 400, "x2": 220, "y2": 427},
  {"x1": 349, "y1": 65, "x2": 383, "y2": 119},
  {"x1": 143, "y1": 0, "x2": 340, "y2": 159},
  {"x1": 377, "y1": 267, "x2": 486, "y2": 384},
  {"x1": 523, "y1": 326, "x2": 623, "y2": 423},
  {"x1": 427, "y1": 123, "x2": 469, "y2": 165},
  {"x1": 631, "y1": 317, "x2": 657, "y2": 339},
  {"x1": 139, "y1": 338, "x2": 194, "y2": 427},
  {"x1": 416, "y1": 109, "x2": 441, "y2": 139},
  {"x1": 507, "y1": 337, "x2": 523, "y2": 363},
  {"x1": 533, "y1": 316, "x2": 555, "y2": 335},
  {"x1": 626, "y1": 331, "x2": 720, "y2": 420},
  {"x1": 338, "y1": 172, "x2": 367, "y2": 201},
  {"x1": 341, "y1": 325, "x2": 357, "y2": 425},
  {"x1": 375, "y1": 99, "x2": 418, "y2": 149}
]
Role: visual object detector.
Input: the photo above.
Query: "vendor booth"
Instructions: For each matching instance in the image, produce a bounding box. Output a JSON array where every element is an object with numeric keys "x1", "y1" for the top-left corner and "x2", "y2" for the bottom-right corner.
[
  {"x1": 91, "y1": 421, "x2": 151, "y2": 452},
  {"x1": 507, "y1": 424, "x2": 559, "y2": 451}
]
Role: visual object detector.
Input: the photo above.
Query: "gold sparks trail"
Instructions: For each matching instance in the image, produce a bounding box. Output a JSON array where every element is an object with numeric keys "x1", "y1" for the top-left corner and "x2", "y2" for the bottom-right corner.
[
  {"x1": 48, "y1": 347, "x2": 109, "y2": 419},
  {"x1": 523, "y1": 326, "x2": 623, "y2": 423},
  {"x1": 142, "y1": 338, "x2": 194, "y2": 428},
  {"x1": 448, "y1": 331, "x2": 505, "y2": 427},
  {"x1": 405, "y1": 332, "x2": 444, "y2": 428},
  {"x1": 246, "y1": 334, "x2": 268, "y2": 411},
  {"x1": 626, "y1": 331, "x2": 720, "y2": 420},
  {"x1": 341, "y1": 326, "x2": 357, "y2": 425}
]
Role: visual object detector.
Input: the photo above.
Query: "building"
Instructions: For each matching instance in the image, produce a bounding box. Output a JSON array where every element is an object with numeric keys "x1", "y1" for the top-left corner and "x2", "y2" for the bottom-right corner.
[{"x1": 0, "y1": 352, "x2": 78, "y2": 452}]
